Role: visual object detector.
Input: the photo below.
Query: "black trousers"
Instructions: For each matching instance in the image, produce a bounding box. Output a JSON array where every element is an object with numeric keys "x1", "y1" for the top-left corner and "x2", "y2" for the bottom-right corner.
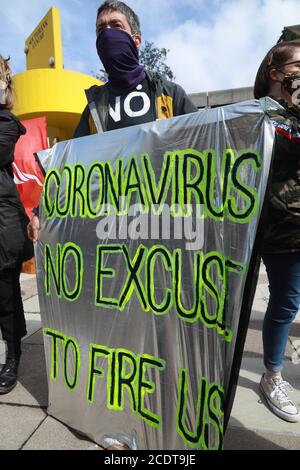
[{"x1": 0, "y1": 263, "x2": 27, "y2": 344}]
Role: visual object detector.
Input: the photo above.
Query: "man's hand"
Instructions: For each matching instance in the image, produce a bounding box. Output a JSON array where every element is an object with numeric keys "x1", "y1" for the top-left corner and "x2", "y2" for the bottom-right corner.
[{"x1": 27, "y1": 215, "x2": 41, "y2": 242}]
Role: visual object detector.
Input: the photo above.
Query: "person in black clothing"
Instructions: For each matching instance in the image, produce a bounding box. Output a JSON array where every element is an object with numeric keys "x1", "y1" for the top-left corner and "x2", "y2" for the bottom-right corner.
[
  {"x1": 254, "y1": 41, "x2": 300, "y2": 422},
  {"x1": 0, "y1": 55, "x2": 33, "y2": 394},
  {"x1": 27, "y1": 0, "x2": 197, "y2": 242}
]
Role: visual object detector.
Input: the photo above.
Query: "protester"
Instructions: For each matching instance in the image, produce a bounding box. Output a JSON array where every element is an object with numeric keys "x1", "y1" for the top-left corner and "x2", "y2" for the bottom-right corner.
[
  {"x1": 26, "y1": 1, "x2": 197, "y2": 449},
  {"x1": 74, "y1": 1, "x2": 197, "y2": 136},
  {"x1": 27, "y1": 0, "x2": 197, "y2": 244},
  {"x1": 254, "y1": 40, "x2": 300, "y2": 422},
  {"x1": 0, "y1": 55, "x2": 33, "y2": 394}
]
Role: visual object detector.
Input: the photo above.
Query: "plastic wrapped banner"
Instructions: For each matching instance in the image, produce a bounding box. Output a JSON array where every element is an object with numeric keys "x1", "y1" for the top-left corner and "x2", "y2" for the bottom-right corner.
[
  {"x1": 35, "y1": 99, "x2": 275, "y2": 450},
  {"x1": 14, "y1": 116, "x2": 47, "y2": 218}
]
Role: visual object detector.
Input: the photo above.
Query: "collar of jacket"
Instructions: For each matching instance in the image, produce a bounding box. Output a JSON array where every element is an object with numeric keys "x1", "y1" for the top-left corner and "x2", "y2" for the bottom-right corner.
[
  {"x1": 0, "y1": 109, "x2": 26, "y2": 135},
  {"x1": 84, "y1": 70, "x2": 166, "y2": 133}
]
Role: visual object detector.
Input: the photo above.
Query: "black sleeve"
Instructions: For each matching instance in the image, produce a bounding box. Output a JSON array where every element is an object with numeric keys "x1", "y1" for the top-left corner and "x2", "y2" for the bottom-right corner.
[
  {"x1": 272, "y1": 128, "x2": 300, "y2": 163},
  {"x1": 0, "y1": 118, "x2": 20, "y2": 169},
  {"x1": 172, "y1": 84, "x2": 198, "y2": 116},
  {"x1": 32, "y1": 206, "x2": 39, "y2": 217},
  {"x1": 73, "y1": 105, "x2": 91, "y2": 138}
]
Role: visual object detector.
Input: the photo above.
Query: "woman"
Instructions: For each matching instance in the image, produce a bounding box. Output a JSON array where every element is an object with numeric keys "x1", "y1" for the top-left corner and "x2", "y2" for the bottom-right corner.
[
  {"x1": 254, "y1": 41, "x2": 300, "y2": 422},
  {"x1": 0, "y1": 55, "x2": 33, "y2": 394}
]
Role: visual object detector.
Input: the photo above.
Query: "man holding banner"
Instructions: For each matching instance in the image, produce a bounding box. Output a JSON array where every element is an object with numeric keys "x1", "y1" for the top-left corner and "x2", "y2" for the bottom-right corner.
[
  {"x1": 27, "y1": 0, "x2": 276, "y2": 452},
  {"x1": 28, "y1": 0, "x2": 197, "y2": 243},
  {"x1": 27, "y1": 0, "x2": 197, "y2": 450}
]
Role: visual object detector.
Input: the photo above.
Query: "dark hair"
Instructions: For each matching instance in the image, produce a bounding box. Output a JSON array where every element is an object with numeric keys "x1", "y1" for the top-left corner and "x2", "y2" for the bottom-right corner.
[
  {"x1": 0, "y1": 55, "x2": 13, "y2": 110},
  {"x1": 254, "y1": 40, "x2": 300, "y2": 99},
  {"x1": 97, "y1": 1, "x2": 141, "y2": 35}
]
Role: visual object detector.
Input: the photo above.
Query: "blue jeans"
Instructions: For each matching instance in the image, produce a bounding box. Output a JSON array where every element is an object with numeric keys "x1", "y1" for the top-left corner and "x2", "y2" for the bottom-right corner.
[{"x1": 262, "y1": 252, "x2": 300, "y2": 372}]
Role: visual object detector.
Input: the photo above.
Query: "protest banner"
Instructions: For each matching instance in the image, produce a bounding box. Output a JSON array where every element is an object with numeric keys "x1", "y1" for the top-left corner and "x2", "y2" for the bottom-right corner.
[
  {"x1": 35, "y1": 99, "x2": 275, "y2": 450},
  {"x1": 14, "y1": 116, "x2": 47, "y2": 218},
  {"x1": 13, "y1": 116, "x2": 47, "y2": 273}
]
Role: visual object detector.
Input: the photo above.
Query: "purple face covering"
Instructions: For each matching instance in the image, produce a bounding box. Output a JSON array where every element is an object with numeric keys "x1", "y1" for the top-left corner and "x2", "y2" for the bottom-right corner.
[{"x1": 96, "y1": 28, "x2": 146, "y2": 95}]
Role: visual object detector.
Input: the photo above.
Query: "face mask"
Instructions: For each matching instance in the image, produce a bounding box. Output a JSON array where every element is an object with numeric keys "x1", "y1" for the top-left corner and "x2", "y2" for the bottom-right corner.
[
  {"x1": 0, "y1": 80, "x2": 7, "y2": 105},
  {"x1": 96, "y1": 28, "x2": 145, "y2": 94},
  {"x1": 281, "y1": 72, "x2": 300, "y2": 107}
]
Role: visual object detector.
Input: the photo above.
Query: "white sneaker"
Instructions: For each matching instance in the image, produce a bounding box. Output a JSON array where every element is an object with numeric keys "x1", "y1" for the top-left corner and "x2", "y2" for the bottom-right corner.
[{"x1": 260, "y1": 374, "x2": 300, "y2": 423}]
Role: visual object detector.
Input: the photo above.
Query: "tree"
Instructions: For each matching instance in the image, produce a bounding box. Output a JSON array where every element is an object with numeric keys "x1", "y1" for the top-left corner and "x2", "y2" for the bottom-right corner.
[
  {"x1": 93, "y1": 69, "x2": 108, "y2": 83},
  {"x1": 139, "y1": 41, "x2": 175, "y2": 81},
  {"x1": 94, "y1": 40, "x2": 175, "y2": 83}
]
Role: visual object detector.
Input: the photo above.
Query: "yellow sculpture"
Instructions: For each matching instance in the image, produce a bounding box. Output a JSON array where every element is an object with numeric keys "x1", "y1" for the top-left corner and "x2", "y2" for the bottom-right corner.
[{"x1": 13, "y1": 7, "x2": 101, "y2": 145}]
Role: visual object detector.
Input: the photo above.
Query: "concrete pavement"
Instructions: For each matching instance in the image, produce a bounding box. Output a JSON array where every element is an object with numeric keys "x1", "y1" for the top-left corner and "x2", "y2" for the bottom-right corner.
[
  {"x1": 0, "y1": 263, "x2": 299, "y2": 450},
  {"x1": 225, "y1": 262, "x2": 300, "y2": 450}
]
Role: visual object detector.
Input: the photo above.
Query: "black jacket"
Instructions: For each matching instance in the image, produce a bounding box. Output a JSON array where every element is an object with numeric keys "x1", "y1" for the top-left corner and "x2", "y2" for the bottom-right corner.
[
  {"x1": 74, "y1": 71, "x2": 197, "y2": 137},
  {"x1": 263, "y1": 100, "x2": 300, "y2": 253},
  {"x1": 0, "y1": 109, "x2": 33, "y2": 271}
]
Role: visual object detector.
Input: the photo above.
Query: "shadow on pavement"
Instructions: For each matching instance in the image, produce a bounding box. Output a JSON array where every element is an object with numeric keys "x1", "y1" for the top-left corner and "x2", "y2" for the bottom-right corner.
[
  {"x1": 224, "y1": 417, "x2": 285, "y2": 450},
  {"x1": 18, "y1": 342, "x2": 48, "y2": 409}
]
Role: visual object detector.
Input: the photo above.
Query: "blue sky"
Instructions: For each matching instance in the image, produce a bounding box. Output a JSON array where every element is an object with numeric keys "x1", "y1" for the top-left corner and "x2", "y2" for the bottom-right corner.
[{"x1": 1, "y1": 0, "x2": 299, "y2": 93}]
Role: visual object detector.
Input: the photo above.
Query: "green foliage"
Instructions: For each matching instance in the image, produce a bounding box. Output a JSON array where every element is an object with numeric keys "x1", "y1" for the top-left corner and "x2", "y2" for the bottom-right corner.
[
  {"x1": 277, "y1": 25, "x2": 300, "y2": 43},
  {"x1": 94, "y1": 69, "x2": 108, "y2": 83},
  {"x1": 139, "y1": 41, "x2": 175, "y2": 81}
]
